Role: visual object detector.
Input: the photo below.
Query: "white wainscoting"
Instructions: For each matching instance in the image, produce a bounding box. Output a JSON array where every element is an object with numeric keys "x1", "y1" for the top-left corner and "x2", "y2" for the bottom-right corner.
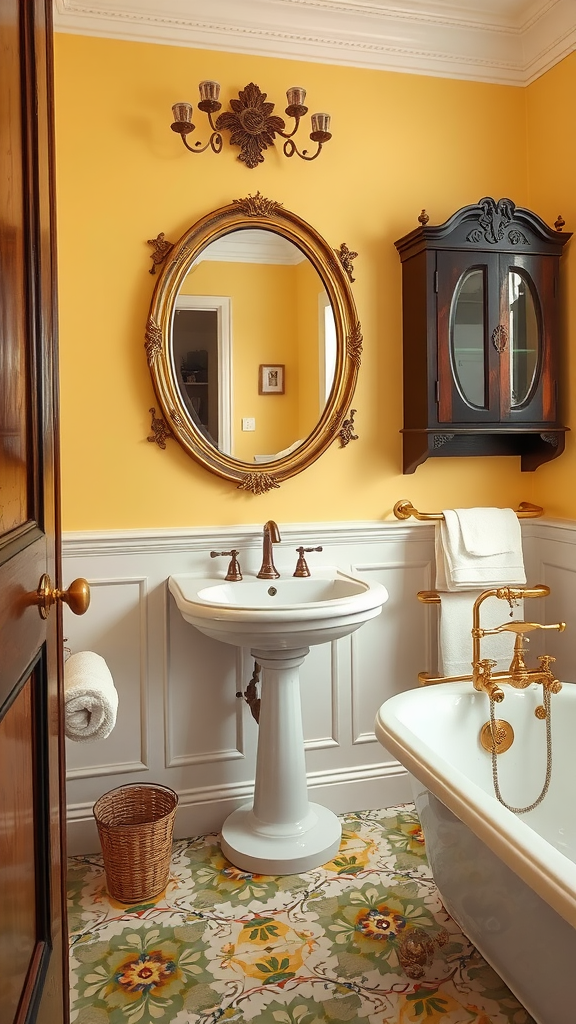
[
  {"x1": 62, "y1": 517, "x2": 576, "y2": 854},
  {"x1": 522, "y1": 518, "x2": 576, "y2": 682}
]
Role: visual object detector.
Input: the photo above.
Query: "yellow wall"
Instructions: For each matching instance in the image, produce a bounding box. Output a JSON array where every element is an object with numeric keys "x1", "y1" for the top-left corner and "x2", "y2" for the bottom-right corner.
[
  {"x1": 55, "y1": 34, "x2": 537, "y2": 530},
  {"x1": 525, "y1": 50, "x2": 576, "y2": 519}
]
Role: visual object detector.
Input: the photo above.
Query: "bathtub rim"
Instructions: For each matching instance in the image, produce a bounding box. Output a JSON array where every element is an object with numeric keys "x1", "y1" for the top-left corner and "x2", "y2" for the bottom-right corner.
[{"x1": 375, "y1": 681, "x2": 576, "y2": 930}]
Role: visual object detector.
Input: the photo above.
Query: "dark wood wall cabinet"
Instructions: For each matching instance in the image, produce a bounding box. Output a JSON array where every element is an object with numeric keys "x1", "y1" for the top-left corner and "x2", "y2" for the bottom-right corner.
[{"x1": 395, "y1": 197, "x2": 571, "y2": 474}]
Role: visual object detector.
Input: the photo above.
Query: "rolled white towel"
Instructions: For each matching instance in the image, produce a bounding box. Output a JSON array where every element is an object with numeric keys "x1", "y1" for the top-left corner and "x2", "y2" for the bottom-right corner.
[{"x1": 64, "y1": 651, "x2": 118, "y2": 742}]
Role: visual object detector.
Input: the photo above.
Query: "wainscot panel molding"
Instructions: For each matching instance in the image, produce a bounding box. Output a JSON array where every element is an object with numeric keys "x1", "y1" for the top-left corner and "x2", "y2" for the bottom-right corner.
[
  {"x1": 53, "y1": 0, "x2": 576, "y2": 86},
  {"x1": 64, "y1": 576, "x2": 149, "y2": 780},
  {"x1": 521, "y1": 518, "x2": 576, "y2": 684},
  {"x1": 62, "y1": 517, "x2": 575, "y2": 853}
]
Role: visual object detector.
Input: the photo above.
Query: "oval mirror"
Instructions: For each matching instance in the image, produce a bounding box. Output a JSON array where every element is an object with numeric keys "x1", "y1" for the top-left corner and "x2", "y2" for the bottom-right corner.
[{"x1": 146, "y1": 196, "x2": 362, "y2": 493}]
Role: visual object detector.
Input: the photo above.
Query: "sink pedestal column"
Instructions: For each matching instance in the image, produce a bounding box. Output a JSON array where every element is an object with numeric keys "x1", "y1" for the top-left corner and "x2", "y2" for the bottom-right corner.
[{"x1": 220, "y1": 647, "x2": 342, "y2": 874}]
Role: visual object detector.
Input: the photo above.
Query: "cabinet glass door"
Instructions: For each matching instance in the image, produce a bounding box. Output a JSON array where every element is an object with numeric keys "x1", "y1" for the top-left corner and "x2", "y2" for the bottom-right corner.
[
  {"x1": 508, "y1": 270, "x2": 540, "y2": 408},
  {"x1": 451, "y1": 268, "x2": 486, "y2": 409},
  {"x1": 438, "y1": 251, "x2": 500, "y2": 423}
]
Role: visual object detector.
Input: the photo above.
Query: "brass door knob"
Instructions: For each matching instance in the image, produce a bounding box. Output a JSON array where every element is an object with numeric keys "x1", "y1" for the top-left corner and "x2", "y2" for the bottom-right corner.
[{"x1": 37, "y1": 574, "x2": 91, "y2": 619}]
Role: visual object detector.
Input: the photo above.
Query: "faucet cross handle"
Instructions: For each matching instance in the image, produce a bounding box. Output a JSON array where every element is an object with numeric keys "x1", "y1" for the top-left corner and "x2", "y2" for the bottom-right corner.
[
  {"x1": 479, "y1": 658, "x2": 497, "y2": 672},
  {"x1": 474, "y1": 658, "x2": 505, "y2": 702},
  {"x1": 210, "y1": 549, "x2": 243, "y2": 581},
  {"x1": 293, "y1": 546, "x2": 323, "y2": 577},
  {"x1": 538, "y1": 654, "x2": 562, "y2": 694}
]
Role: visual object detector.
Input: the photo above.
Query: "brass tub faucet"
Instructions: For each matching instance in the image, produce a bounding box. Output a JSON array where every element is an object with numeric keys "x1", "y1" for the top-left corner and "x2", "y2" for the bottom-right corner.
[
  {"x1": 257, "y1": 520, "x2": 281, "y2": 579},
  {"x1": 470, "y1": 586, "x2": 565, "y2": 698},
  {"x1": 472, "y1": 597, "x2": 565, "y2": 697},
  {"x1": 417, "y1": 583, "x2": 566, "y2": 701}
]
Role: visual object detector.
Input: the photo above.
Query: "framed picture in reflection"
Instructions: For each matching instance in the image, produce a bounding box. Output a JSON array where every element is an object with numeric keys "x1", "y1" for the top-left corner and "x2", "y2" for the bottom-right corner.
[{"x1": 259, "y1": 364, "x2": 285, "y2": 395}]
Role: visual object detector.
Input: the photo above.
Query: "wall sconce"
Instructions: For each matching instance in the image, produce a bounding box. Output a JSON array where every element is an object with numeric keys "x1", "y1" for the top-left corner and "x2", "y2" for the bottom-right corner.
[{"x1": 170, "y1": 81, "x2": 332, "y2": 169}]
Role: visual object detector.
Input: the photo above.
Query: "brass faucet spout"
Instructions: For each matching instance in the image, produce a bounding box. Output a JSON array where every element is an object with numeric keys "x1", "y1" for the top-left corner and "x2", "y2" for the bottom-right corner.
[
  {"x1": 485, "y1": 681, "x2": 505, "y2": 703},
  {"x1": 265, "y1": 519, "x2": 281, "y2": 545},
  {"x1": 257, "y1": 520, "x2": 281, "y2": 580},
  {"x1": 495, "y1": 584, "x2": 550, "y2": 601}
]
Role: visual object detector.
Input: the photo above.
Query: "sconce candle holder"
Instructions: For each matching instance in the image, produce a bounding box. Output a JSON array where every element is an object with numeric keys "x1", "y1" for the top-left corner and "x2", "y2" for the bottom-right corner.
[{"x1": 170, "y1": 81, "x2": 331, "y2": 169}]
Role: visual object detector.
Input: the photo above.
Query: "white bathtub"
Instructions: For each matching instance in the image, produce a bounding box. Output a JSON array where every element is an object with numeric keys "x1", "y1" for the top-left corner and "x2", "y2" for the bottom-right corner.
[{"x1": 375, "y1": 681, "x2": 576, "y2": 1024}]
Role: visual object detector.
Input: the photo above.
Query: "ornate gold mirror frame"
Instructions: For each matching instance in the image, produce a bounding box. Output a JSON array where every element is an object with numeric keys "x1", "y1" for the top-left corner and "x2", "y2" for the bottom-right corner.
[{"x1": 145, "y1": 193, "x2": 362, "y2": 494}]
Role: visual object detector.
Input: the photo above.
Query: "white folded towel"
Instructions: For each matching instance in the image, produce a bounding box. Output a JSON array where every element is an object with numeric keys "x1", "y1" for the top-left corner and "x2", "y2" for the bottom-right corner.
[
  {"x1": 64, "y1": 651, "x2": 118, "y2": 742},
  {"x1": 435, "y1": 507, "x2": 526, "y2": 678},
  {"x1": 436, "y1": 507, "x2": 526, "y2": 591}
]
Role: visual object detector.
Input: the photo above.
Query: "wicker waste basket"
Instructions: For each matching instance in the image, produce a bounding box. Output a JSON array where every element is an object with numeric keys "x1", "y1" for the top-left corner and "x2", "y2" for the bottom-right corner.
[{"x1": 93, "y1": 783, "x2": 178, "y2": 903}]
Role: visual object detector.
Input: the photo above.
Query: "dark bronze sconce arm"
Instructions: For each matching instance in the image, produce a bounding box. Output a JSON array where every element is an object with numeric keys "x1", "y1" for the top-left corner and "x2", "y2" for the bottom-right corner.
[
  {"x1": 171, "y1": 114, "x2": 223, "y2": 156},
  {"x1": 283, "y1": 119, "x2": 332, "y2": 162},
  {"x1": 276, "y1": 96, "x2": 308, "y2": 140},
  {"x1": 176, "y1": 129, "x2": 223, "y2": 155},
  {"x1": 171, "y1": 90, "x2": 223, "y2": 155},
  {"x1": 277, "y1": 98, "x2": 332, "y2": 161}
]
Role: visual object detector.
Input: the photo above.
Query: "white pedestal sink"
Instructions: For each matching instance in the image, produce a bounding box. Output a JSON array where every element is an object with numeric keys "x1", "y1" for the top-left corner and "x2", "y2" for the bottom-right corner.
[{"x1": 169, "y1": 568, "x2": 388, "y2": 874}]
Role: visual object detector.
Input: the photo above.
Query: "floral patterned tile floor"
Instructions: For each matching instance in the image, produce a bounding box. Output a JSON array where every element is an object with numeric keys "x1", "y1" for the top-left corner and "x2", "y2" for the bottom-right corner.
[{"x1": 68, "y1": 805, "x2": 533, "y2": 1024}]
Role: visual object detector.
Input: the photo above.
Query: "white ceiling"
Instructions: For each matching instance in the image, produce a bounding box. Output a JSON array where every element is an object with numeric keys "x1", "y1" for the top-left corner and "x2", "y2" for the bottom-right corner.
[
  {"x1": 193, "y1": 230, "x2": 306, "y2": 266},
  {"x1": 53, "y1": 0, "x2": 576, "y2": 85}
]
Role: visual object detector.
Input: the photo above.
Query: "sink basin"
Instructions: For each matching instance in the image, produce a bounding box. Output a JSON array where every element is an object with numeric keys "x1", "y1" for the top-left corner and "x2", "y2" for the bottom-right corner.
[
  {"x1": 168, "y1": 568, "x2": 388, "y2": 650},
  {"x1": 169, "y1": 566, "x2": 388, "y2": 875}
]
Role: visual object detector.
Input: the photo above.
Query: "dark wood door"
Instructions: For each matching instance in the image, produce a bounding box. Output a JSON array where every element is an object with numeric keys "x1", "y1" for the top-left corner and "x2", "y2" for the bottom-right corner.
[{"x1": 1, "y1": 2, "x2": 68, "y2": 1022}]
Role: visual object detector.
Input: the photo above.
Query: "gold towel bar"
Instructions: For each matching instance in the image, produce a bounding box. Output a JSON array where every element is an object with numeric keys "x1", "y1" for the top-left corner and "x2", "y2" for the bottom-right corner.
[
  {"x1": 417, "y1": 584, "x2": 551, "y2": 605},
  {"x1": 393, "y1": 500, "x2": 543, "y2": 522}
]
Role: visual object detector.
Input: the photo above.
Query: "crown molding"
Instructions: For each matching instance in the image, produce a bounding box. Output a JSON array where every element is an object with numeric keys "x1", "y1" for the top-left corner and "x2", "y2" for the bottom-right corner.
[{"x1": 53, "y1": 0, "x2": 576, "y2": 85}]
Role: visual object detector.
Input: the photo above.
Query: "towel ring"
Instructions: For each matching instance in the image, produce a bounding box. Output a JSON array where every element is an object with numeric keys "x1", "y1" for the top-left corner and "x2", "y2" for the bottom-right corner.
[{"x1": 393, "y1": 500, "x2": 543, "y2": 522}]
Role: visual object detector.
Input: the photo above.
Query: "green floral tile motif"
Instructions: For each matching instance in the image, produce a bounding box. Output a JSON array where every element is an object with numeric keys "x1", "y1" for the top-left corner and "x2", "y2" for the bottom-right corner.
[
  {"x1": 183, "y1": 842, "x2": 293, "y2": 906},
  {"x1": 381, "y1": 811, "x2": 428, "y2": 869},
  {"x1": 311, "y1": 879, "x2": 458, "y2": 990},
  {"x1": 73, "y1": 921, "x2": 216, "y2": 1023},
  {"x1": 69, "y1": 805, "x2": 534, "y2": 1024}
]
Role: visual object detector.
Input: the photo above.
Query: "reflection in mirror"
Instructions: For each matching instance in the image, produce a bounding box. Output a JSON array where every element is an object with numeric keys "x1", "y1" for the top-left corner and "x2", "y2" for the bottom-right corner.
[
  {"x1": 171, "y1": 229, "x2": 335, "y2": 464},
  {"x1": 320, "y1": 293, "x2": 337, "y2": 406},
  {"x1": 508, "y1": 270, "x2": 539, "y2": 407},
  {"x1": 451, "y1": 268, "x2": 486, "y2": 409},
  {"x1": 172, "y1": 296, "x2": 231, "y2": 452}
]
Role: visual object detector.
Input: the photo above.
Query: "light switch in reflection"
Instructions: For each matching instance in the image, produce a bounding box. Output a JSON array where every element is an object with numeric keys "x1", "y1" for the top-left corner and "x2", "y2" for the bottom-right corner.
[{"x1": 242, "y1": 417, "x2": 256, "y2": 431}]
